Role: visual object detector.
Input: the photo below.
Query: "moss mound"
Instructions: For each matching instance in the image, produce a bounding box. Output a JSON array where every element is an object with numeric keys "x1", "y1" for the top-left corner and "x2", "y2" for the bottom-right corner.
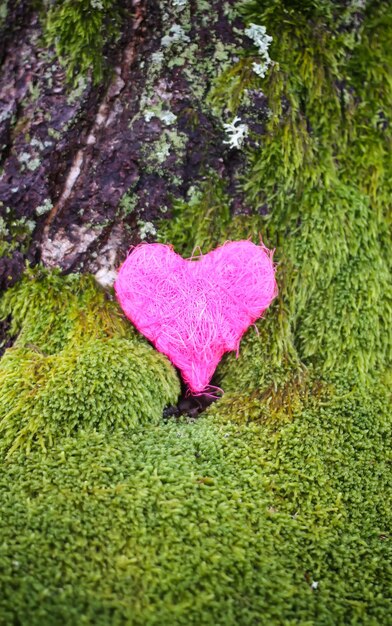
[
  {"x1": 0, "y1": 269, "x2": 180, "y2": 454},
  {"x1": 0, "y1": 383, "x2": 391, "y2": 625}
]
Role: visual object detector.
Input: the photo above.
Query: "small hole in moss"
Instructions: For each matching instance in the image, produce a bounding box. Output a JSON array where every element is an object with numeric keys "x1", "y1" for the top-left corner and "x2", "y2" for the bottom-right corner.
[{"x1": 163, "y1": 375, "x2": 221, "y2": 420}]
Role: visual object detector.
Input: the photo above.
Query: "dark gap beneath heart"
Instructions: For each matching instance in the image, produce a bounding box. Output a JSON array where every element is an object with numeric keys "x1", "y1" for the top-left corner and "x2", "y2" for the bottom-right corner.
[{"x1": 162, "y1": 373, "x2": 220, "y2": 420}]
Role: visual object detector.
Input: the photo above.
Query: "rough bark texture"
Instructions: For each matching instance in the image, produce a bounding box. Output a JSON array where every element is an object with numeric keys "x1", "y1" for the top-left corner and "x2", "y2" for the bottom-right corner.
[{"x1": 0, "y1": 0, "x2": 249, "y2": 288}]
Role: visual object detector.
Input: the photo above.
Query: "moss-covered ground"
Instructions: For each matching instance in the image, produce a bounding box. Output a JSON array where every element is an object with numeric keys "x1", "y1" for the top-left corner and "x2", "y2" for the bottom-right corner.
[{"x1": 0, "y1": 0, "x2": 391, "y2": 624}]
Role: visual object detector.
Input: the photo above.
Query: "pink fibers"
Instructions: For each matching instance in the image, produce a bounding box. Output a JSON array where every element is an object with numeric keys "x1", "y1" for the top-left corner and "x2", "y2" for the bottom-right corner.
[{"x1": 114, "y1": 240, "x2": 278, "y2": 394}]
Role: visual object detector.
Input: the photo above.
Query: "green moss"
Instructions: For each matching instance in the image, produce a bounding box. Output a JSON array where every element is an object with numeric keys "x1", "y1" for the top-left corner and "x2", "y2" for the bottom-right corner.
[
  {"x1": 0, "y1": 268, "x2": 180, "y2": 455},
  {"x1": 43, "y1": 0, "x2": 125, "y2": 85},
  {"x1": 157, "y1": 176, "x2": 232, "y2": 257},
  {"x1": 0, "y1": 380, "x2": 390, "y2": 625},
  {"x1": 0, "y1": 207, "x2": 35, "y2": 259},
  {"x1": 117, "y1": 188, "x2": 139, "y2": 219},
  {"x1": 191, "y1": 0, "x2": 391, "y2": 386},
  {"x1": 157, "y1": 179, "x2": 299, "y2": 392},
  {"x1": 156, "y1": 0, "x2": 392, "y2": 469},
  {"x1": 204, "y1": 0, "x2": 392, "y2": 385}
]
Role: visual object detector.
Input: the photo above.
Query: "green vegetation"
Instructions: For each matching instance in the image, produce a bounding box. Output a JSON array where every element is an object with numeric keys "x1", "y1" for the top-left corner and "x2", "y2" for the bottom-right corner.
[
  {"x1": 0, "y1": 0, "x2": 7, "y2": 25},
  {"x1": 0, "y1": 0, "x2": 391, "y2": 624},
  {"x1": 0, "y1": 268, "x2": 180, "y2": 455},
  {"x1": 0, "y1": 207, "x2": 35, "y2": 259},
  {"x1": 43, "y1": 0, "x2": 125, "y2": 85},
  {"x1": 0, "y1": 382, "x2": 391, "y2": 625},
  {"x1": 158, "y1": 177, "x2": 232, "y2": 257},
  {"x1": 162, "y1": 0, "x2": 392, "y2": 387}
]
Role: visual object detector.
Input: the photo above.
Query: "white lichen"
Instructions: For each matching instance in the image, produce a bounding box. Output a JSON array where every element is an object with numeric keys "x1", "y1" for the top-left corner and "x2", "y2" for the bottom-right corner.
[
  {"x1": 245, "y1": 23, "x2": 273, "y2": 78},
  {"x1": 172, "y1": 0, "x2": 187, "y2": 9},
  {"x1": 252, "y1": 62, "x2": 268, "y2": 78},
  {"x1": 0, "y1": 217, "x2": 7, "y2": 235},
  {"x1": 156, "y1": 143, "x2": 171, "y2": 163},
  {"x1": 138, "y1": 221, "x2": 157, "y2": 239},
  {"x1": 143, "y1": 109, "x2": 177, "y2": 125},
  {"x1": 36, "y1": 199, "x2": 53, "y2": 216},
  {"x1": 94, "y1": 267, "x2": 117, "y2": 288},
  {"x1": 30, "y1": 138, "x2": 45, "y2": 150},
  {"x1": 223, "y1": 116, "x2": 248, "y2": 150},
  {"x1": 151, "y1": 50, "x2": 164, "y2": 65},
  {"x1": 161, "y1": 24, "x2": 190, "y2": 47},
  {"x1": 160, "y1": 110, "x2": 177, "y2": 125},
  {"x1": 144, "y1": 111, "x2": 155, "y2": 122},
  {"x1": 245, "y1": 23, "x2": 273, "y2": 56},
  {"x1": 25, "y1": 220, "x2": 36, "y2": 232},
  {"x1": 0, "y1": 109, "x2": 11, "y2": 124},
  {"x1": 18, "y1": 152, "x2": 41, "y2": 172}
]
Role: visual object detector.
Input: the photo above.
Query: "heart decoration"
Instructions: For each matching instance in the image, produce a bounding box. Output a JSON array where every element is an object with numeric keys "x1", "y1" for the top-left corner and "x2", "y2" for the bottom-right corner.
[{"x1": 114, "y1": 241, "x2": 277, "y2": 394}]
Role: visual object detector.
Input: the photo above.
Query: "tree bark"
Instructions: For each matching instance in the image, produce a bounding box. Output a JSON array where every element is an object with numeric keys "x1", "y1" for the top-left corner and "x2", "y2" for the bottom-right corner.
[{"x1": 0, "y1": 0, "x2": 247, "y2": 290}]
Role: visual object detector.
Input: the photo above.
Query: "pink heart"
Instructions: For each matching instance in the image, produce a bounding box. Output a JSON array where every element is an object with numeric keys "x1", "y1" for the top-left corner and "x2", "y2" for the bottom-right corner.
[{"x1": 114, "y1": 241, "x2": 277, "y2": 394}]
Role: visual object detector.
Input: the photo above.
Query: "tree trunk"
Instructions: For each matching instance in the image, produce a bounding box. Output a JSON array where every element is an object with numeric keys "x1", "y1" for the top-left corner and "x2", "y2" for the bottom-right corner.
[{"x1": 0, "y1": 0, "x2": 247, "y2": 290}]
